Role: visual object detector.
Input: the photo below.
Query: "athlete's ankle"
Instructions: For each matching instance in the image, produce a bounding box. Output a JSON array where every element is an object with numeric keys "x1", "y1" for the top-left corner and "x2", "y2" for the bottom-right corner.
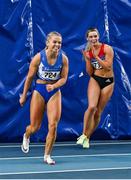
[
  {"x1": 24, "y1": 132, "x2": 30, "y2": 139},
  {"x1": 44, "y1": 154, "x2": 49, "y2": 159},
  {"x1": 44, "y1": 154, "x2": 55, "y2": 165}
]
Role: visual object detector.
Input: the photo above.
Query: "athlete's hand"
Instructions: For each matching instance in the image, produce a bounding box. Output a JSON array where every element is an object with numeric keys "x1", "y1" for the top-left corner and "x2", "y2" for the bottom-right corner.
[
  {"x1": 91, "y1": 47, "x2": 98, "y2": 59},
  {"x1": 19, "y1": 95, "x2": 26, "y2": 107},
  {"x1": 46, "y1": 84, "x2": 55, "y2": 92}
]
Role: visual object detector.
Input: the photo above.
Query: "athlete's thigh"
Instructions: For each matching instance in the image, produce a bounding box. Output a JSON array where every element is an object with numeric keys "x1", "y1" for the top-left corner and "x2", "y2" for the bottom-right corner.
[
  {"x1": 97, "y1": 83, "x2": 114, "y2": 112},
  {"x1": 47, "y1": 90, "x2": 61, "y2": 123},
  {"x1": 30, "y1": 90, "x2": 46, "y2": 126},
  {"x1": 88, "y1": 77, "x2": 101, "y2": 106}
]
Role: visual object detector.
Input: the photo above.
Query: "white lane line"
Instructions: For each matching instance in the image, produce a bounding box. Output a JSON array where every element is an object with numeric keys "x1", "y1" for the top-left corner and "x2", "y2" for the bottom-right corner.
[
  {"x1": 0, "y1": 153, "x2": 131, "y2": 160},
  {"x1": 0, "y1": 141, "x2": 131, "y2": 148},
  {"x1": 0, "y1": 166, "x2": 131, "y2": 175}
]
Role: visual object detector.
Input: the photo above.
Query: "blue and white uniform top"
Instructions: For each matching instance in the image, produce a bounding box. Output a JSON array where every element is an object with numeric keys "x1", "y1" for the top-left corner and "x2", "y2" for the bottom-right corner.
[{"x1": 37, "y1": 49, "x2": 63, "y2": 81}]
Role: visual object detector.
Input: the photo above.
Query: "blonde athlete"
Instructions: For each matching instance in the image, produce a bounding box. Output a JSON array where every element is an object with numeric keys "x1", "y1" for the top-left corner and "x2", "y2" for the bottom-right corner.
[
  {"x1": 20, "y1": 32, "x2": 69, "y2": 164},
  {"x1": 77, "y1": 28, "x2": 114, "y2": 148}
]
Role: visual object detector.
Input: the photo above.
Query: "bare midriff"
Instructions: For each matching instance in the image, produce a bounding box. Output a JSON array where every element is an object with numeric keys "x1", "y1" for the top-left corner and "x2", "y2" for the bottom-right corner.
[
  {"x1": 94, "y1": 68, "x2": 114, "y2": 78},
  {"x1": 36, "y1": 79, "x2": 57, "y2": 84}
]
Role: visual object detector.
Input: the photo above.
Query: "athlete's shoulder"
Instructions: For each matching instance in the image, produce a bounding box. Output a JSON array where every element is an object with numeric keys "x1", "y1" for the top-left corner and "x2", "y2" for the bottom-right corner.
[
  {"x1": 104, "y1": 44, "x2": 113, "y2": 53},
  {"x1": 32, "y1": 52, "x2": 41, "y2": 60},
  {"x1": 61, "y1": 51, "x2": 68, "y2": 61},
  {"x1": 104, "y1": 43, "x2": 112, "y2": 49},
  {"x1": 60, "y1": 53, "x2": 68, "y2": 67}
]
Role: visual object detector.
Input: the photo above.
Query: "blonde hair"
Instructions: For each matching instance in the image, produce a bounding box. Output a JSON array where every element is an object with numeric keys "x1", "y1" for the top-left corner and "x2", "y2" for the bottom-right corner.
[
  {"x1": 46, "y1": 31, "x2": 62, "y2": 49},
  {"x1": 85, "y1": 42, "x2": 90, "y2": 51}
]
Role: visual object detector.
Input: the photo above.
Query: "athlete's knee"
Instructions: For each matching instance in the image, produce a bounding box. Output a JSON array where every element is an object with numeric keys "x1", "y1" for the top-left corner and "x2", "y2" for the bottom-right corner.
[
  {"x1": 88, "y1": 105, "x2": 97, "y2": 114},
  {"x1": 27, "y1": 124, "x2": 41, "y2": 134}
]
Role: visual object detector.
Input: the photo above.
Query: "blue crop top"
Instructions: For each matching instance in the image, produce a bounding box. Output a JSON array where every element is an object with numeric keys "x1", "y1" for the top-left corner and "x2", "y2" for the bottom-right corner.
[{"x1": 37, "y1": 50, "x2": 63, "y2": 81}]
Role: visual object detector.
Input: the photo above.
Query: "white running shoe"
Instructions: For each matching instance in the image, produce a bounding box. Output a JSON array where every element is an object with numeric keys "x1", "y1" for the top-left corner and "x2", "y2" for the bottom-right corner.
[
  {"x1": 82, "y1": 138, "x2": 90, "y2": 148},
  {"x1": 21, "y1": 133, "x2": 30, "y2": 153},
  {"x1": 76, "y1": 134, "x2": 87, "y2": 145},
  {"x1": 76, "y1": 134, "x2": 90, "y2": 148},
  {"x1": 44, "y1": 155, "x2": 55, "y2": 165}
]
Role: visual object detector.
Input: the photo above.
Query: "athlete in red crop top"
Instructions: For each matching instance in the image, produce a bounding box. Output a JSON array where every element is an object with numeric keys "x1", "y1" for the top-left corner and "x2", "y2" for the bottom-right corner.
[{"x1": 77, "y1": 28, "x2": 114, "y2": 148}]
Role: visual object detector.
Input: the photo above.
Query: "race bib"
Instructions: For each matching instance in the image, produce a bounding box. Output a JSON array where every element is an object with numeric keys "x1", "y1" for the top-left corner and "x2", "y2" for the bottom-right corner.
[
  {"x1": 37, "y1": 62, "x2": 61, "y2": 80},
  {"x1": 91, "y1": 59, "x2": 102, "y2": 69},
  {"x1": 42, "y1": 71, "x2": 60, "y2": 80}
]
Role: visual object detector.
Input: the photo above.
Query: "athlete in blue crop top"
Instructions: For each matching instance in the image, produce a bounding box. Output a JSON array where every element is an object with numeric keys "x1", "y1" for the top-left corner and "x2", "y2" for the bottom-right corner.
[
  {"x1": 77, "y1": 28, "x2": 114, "y2": 148},
  {"x1": 19, "y1": 31, "x2": 69, "y2": 165}
]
